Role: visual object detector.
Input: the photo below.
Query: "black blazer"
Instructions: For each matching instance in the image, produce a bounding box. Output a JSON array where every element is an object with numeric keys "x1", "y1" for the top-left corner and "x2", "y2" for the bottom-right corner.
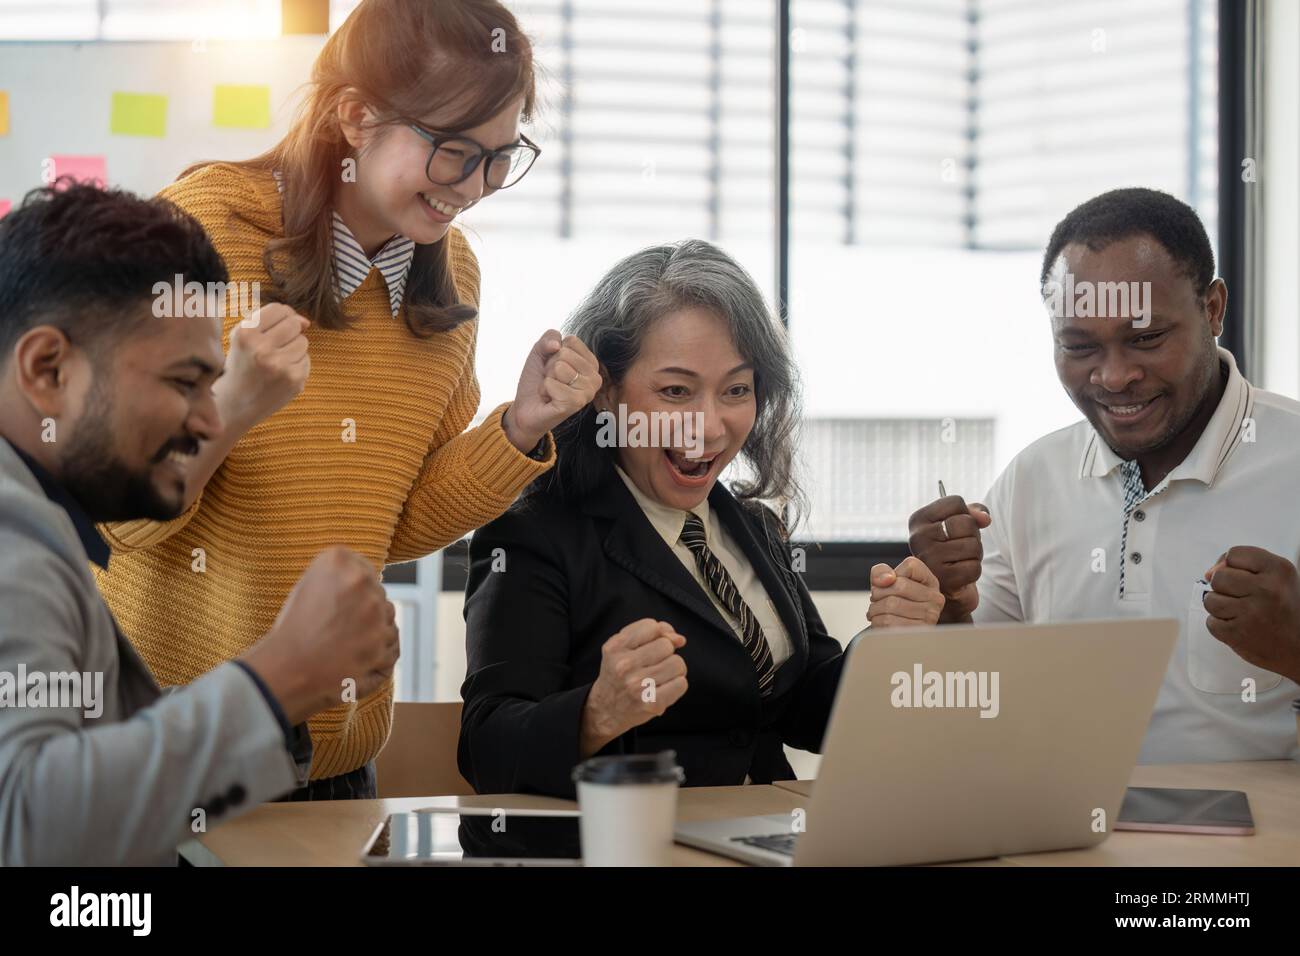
[{"x1": 458, "y1": 462, "x2": 849, "y2": 798}]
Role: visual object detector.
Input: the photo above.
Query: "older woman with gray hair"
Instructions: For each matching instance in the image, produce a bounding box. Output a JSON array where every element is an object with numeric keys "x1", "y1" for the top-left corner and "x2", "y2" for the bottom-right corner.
[{"x1": 458, "y1": 239, "x2": 943, "y2": 797}]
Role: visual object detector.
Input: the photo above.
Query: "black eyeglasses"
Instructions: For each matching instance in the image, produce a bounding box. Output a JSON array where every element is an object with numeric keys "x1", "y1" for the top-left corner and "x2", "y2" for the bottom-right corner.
[{"x1": 407, "y1": 124, "x2": 541, "y2": 191}]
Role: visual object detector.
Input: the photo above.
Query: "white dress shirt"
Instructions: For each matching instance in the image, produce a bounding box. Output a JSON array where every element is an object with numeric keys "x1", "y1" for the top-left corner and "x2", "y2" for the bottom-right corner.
[
  {"x1": 615, "y1": 466, "x2": 793, "y2": 667},
  {"x1": 974, "y1": 348, "x2": 1300, "y2": 763}
]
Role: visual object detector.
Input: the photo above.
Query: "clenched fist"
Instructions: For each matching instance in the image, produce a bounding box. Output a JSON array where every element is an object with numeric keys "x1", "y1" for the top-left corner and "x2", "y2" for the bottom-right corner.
[
  {"x1": 503, "y1": 330, "x2": 601, "y2": 454},
  {"x1": 217, "y1": 304, "x2": 311, "y2": 431},
  {"x1": 240, "y1": 547, "x2": 400, "y2": 725},
  {"x1": 866, "y1": 556, "x2": 945, "y2": 628},
  {"x1": 580, "y1": 619, "x2": 688, "y2": 757},
  {"x1": 1203, "y1": 546, "x2": 1300, "y2": 683},
  {"x1": 908, "y1": 495, "x2": 992, "y2": 623}
]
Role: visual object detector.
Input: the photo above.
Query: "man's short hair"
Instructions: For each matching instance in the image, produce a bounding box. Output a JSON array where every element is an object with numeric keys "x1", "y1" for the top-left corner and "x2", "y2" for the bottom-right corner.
[
  {"x1": 0, "y1": 180, "x2": 229, "y2": 360},
  {"x1": 1040, "y1": 187, "x2": 1215, "y2": 298}
]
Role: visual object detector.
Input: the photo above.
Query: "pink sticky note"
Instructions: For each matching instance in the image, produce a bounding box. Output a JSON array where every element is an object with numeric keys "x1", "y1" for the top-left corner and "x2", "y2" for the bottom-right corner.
[
  {"x1": 49, "y1": 155, "x2": 108, "y2": 189},
  {"x1": 0, "y1": 199, "x2": 11, "y2": 219}
]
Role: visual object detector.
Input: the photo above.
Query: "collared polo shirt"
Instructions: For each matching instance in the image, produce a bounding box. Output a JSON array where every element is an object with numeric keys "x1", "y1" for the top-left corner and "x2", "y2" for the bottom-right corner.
[{"x1": 974, "y1": 348, "x2": 1300, "y2": 763}]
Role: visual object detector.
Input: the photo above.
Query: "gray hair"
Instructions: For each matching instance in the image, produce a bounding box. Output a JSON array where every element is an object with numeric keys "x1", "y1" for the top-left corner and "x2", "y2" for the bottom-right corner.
[{"x1": 528, "y1": 239, "x2": 805, "y2": 533}]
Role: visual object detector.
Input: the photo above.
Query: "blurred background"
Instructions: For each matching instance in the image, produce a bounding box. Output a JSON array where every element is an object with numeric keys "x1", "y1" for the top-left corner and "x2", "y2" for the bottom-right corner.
[{"x1": 2, "y1": 2, "x2": 1296, "y2": 752}]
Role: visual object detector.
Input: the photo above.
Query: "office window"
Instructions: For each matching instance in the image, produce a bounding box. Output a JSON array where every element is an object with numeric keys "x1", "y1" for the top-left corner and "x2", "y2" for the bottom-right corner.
[
  {"x1": 801, "y1": 417, "x2": 995, "y2": 541},
  {"x1": 974, "y1": 0, "x2": 1218, "y2": 248},
  {"x1": 789, "y1": 0, "x2": 971, "y2": 246},
  {"x1": 3, "y1": 0, "x2": 1220, "y2": 548},
  {"x1": 789, "y1": 0, "x2": 1218, "y2": 540},
  {"x1": 0, "y1": 0, "x2": 99, "y2": 38},
  {"x1": 0, "y1": 0, "x2": 281, "y2": 39}
]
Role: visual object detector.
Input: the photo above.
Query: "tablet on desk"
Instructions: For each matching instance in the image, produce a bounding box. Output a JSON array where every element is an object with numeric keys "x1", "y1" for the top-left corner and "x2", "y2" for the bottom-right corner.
[
  {"x1": 1115, "y1": 787, "x2": 1255, "y2": 835},
  {"x1": 362, "y1": 809, "x2": 584, "y2": 866}
]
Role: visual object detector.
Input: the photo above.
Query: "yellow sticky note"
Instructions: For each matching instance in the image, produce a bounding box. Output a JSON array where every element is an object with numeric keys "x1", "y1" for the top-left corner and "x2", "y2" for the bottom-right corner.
[
  {"x1": 0, "y1": 91, "x2": 9, "y2": 136},
  {"x1": 213, "y1": 85, "x2": 272, "y2": 129},
  {"x1": 110, "y1": 92, "x2": 167, "y2": 138}
]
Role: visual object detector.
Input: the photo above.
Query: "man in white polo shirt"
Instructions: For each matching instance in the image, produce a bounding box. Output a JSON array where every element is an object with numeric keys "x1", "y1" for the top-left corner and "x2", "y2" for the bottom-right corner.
[{"x1": 909, "y1": 187, "x2": 1300, "y2": 764}]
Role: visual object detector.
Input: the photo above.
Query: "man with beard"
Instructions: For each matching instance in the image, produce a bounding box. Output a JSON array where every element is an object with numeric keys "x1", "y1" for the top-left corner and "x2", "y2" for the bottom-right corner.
[
  {"x1": 0, "y1": 184, "x2": 400, "y2": 864},
  {"x1": 909, "y1": 188, "x2": 1300, "y2": 763}
]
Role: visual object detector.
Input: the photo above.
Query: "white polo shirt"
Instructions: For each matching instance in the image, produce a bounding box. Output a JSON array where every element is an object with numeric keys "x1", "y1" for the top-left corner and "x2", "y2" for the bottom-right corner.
[{"x1": 974, "y1": 348, "x2": 1300, "y2": 764}]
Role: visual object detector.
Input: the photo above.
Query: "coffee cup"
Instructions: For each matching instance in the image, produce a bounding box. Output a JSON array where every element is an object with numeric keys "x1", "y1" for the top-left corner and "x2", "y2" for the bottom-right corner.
[{"x1": 572, "y1": 751, "x2": 685, "y2": 866}]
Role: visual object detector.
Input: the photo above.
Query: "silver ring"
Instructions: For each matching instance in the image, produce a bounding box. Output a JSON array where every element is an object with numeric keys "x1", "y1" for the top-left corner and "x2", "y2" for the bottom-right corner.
[
  {"x1": 940, "y1": 519, "x2": 950, "y2": 541},
  {"x1": 568, "y1": 372, "x2": 580, "y2": 386}
]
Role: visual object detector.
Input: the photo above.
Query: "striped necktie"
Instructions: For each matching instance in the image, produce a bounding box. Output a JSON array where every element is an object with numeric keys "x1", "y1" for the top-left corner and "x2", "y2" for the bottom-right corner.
[{"x1": 679, "y1": 512, "x2": 778, "y2": 697}]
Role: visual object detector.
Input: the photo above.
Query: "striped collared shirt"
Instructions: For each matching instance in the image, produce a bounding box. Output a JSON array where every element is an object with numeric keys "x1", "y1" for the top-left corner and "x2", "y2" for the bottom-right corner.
[
  {"x1": 330, "y1": 210, "x2": 414, "y2": 318},
  {"x1": 272, "y1": 172, "x2": 415, "y2": 317}
]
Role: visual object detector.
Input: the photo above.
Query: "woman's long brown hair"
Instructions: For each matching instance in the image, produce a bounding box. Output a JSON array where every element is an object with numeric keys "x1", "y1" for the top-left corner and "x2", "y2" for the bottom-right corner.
[{"x1": 183, "y1": 0, "x2": 536, "y2": 336}]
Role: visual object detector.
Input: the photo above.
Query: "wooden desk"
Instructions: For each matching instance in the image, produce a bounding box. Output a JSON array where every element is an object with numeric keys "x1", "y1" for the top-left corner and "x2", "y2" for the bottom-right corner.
[
  {"x1": 775, "y1": 761, "x2": 1300, "y2": 866},
  {"x1": 184, "y1": 762, "x2": 1298, "y2": 867},
  {"x1": 182, "y1": 784, "x2": 808, "y2": 867}
]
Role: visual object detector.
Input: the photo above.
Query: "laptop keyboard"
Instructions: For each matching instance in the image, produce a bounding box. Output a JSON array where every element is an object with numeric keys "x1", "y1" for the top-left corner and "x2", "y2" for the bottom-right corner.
[{"x1": 732, "y1": 833, "x2": 798, "y2": 856}]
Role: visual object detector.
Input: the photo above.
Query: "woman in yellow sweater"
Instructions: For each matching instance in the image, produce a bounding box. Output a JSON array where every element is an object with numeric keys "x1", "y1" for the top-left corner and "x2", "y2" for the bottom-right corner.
[{"x1": 94, "y1": 0, "x2": 599, "y2": 798}]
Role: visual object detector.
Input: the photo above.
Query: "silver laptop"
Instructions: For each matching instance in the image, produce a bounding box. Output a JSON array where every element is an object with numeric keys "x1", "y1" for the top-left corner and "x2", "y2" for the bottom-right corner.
[{"x1": 674, "y1": 618, "x2": 1177, "y2": 866}]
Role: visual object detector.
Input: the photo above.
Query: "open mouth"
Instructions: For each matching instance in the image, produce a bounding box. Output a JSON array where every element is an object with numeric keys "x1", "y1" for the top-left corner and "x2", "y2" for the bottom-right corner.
[{"x1": 663, "y1": 448, "x2": 720, "y2": 486}]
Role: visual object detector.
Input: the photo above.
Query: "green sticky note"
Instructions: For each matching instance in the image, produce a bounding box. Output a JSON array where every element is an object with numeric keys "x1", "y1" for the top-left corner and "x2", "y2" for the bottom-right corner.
[
  {"x1": 110, "y1": 92, "x2": 167, "y2": 138},
  {"x1": 213, "y1": 85, "x2": 272, "y2": 129}
]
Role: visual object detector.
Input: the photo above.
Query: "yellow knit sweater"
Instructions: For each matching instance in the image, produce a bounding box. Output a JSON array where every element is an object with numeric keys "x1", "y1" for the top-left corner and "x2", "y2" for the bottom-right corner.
[{"x1": 94, "y1": 163, "x2": 554, "y2": 780}]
